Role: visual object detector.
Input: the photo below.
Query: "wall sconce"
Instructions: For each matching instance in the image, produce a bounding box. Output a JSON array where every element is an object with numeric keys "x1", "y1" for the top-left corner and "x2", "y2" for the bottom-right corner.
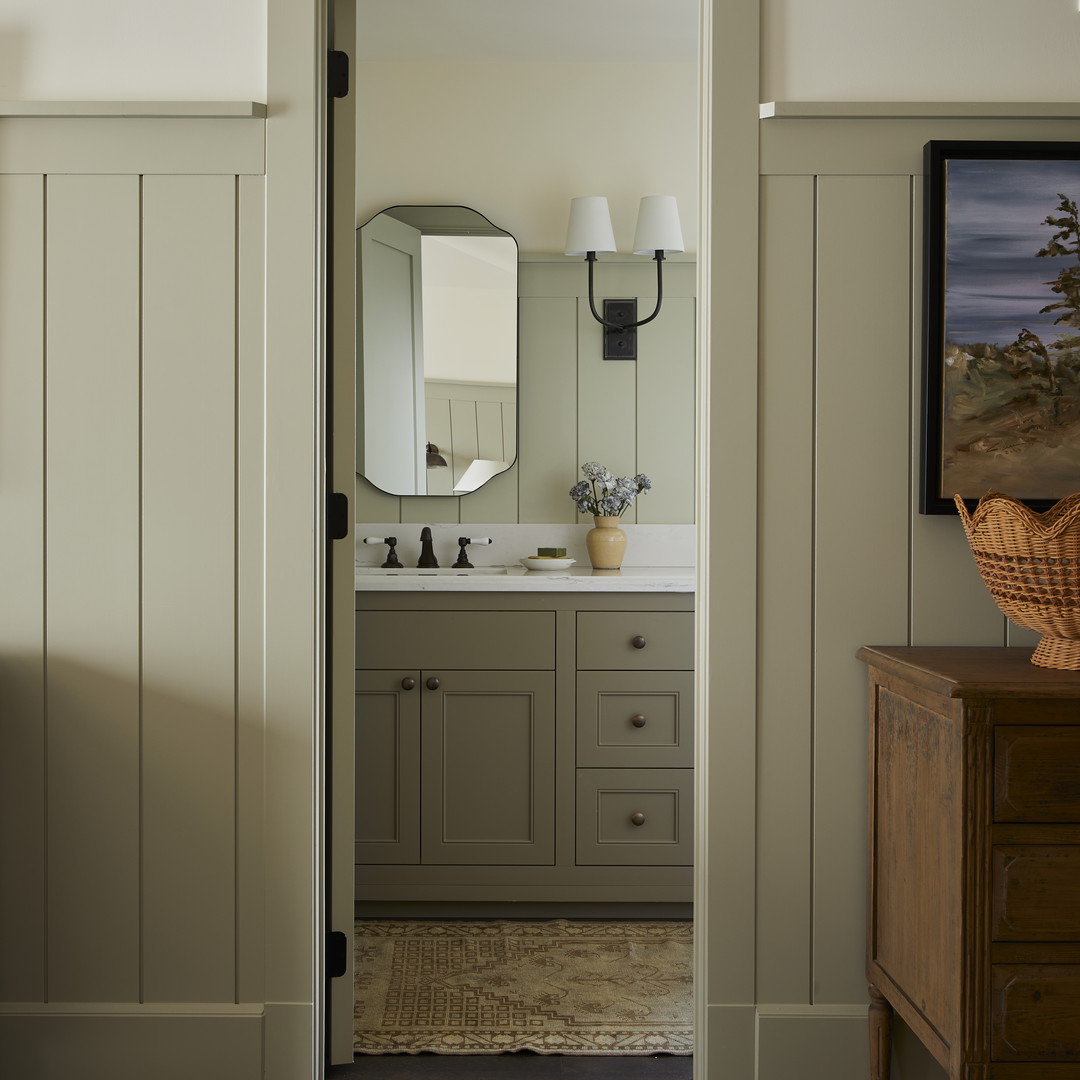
[
  {"x1": 426, "y1": 442, "x2": 448, "y2": 468},
  {"x1": 564, "y1": 195, "x2": 683, "y2": 360}
]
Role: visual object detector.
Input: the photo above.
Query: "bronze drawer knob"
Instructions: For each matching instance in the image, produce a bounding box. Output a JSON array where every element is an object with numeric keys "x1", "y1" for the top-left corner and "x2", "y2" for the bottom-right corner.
[
  {"x1": 631, "y1": 714, "x2": 647, "y2": 728},
  {"x1": 401, "y1": 677, "x2": 416, "y2": 690},
  {"x1": 630, "y1": 812, "x2": 646, "y2": 826},
  {"x1": 631, "y1": 635, "x2": 647, "y2": 650},
  {"x1": 426, "y1": 676, "x2": 441, "y2": 690}
]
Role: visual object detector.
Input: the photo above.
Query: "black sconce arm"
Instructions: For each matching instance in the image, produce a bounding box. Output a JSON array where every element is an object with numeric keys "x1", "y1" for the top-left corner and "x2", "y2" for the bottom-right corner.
[{"x1": 585, "y1": 250, "x2": 666, "y2": 329}]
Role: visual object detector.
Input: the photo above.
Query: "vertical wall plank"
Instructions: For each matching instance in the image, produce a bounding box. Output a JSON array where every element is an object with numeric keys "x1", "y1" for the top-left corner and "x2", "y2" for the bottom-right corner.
[
  {"x1": 462, "y1": 462, "x2": 519, "y2": 523},
  {"x1": 45, "y1": 174, "x2": 142, "y2": 1003},
  {"x1": 236, "y1": 174, "x2": 266, "y2": 1005},
  {"x1": 519, "y1": 297, "x2": 579, "y2": 523},
  {"x1": 637, "y1": 296, "x2": 696, "y2": 523},
  {"x1": 448, "y1": 399, "x2": 479, "y2": 489},
  {"x1": 813, "y1": 175, "x2": 912, "y2": 1004},
  {"x1": 757, "y1": 174, "x2": 816, "y2": 1003},
  {"x1": 577, "y1": 300, "x2": 638, "y2": 519},
  {"x1": 141, "y1": 174, "x2": 236, "y2": 1002},
  {"x1": 423, "y1": 399, "x2": 454, "y2": 497},
  {"x1": 0, "y1": 175, "x2": 45, "y2": 1001},
  {"x1": 355, "y1": 475, "x2": 401, "y2": 521}
]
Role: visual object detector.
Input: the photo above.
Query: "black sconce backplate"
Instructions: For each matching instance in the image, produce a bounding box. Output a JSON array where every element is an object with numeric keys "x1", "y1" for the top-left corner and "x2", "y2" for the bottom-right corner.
[{"x1": 602, "y1": 298, "x2": 638, "y2": 361}]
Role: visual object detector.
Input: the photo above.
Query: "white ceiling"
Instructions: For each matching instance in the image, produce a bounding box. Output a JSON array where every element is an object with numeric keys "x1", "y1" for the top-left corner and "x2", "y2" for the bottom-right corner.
[{"x1": 355, "y1": 0, "x2": 699, "y2": 63}]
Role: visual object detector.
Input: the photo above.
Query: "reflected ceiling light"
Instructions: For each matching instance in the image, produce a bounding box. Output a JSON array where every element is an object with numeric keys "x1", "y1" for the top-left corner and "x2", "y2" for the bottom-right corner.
[{"x1": 565, "y1": 195, "x2": 683, "y2": 361}]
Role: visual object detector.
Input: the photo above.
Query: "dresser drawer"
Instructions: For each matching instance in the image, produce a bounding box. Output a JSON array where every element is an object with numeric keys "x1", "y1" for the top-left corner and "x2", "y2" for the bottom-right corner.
[
  {"x1": 576, "y1": 612, "x2": 693, "y2": 670},
  {"x1": 576, "y1": 671, "x2": 693, "y2": 768},
  {"x1": 995, "y1": 726, "x2": 1080, "y2": 823},
  {"x1": 993, "y1": 846, "x2": 1080, "y2": 941},
  {"x1": 992, "y1": 964, "x2": 1080, "y2": 1061},
  {"x1": 356, "y1": 611, "x2": 555, "y2": 670},
  {"x1": 575, "y1": 768, "x2": 693, "y2": 865}
]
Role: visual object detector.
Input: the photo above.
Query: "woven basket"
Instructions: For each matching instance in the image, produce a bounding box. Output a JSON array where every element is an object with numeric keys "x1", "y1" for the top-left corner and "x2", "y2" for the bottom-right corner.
[{"x1": 954, "y1": 491, "x2": 1080, "y2": 668}]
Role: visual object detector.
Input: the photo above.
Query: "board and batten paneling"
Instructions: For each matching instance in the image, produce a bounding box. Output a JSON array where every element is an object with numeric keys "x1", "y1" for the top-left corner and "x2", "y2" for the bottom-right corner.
[
  {"x1": 354, "y1": 258, "x2": 697, "y2": 526},
  {"x1": 0, "y1": 114, "x2": 266, "y2": 1075},
  {"x1": 753, "y1": 108, "x2": 1080, "y2": 1078}
]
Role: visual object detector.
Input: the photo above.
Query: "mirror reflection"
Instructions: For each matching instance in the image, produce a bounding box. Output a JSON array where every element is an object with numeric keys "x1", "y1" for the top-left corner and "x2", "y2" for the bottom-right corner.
[{"x1": 356, "y1": 205, "x2": 518, "y2": 496}]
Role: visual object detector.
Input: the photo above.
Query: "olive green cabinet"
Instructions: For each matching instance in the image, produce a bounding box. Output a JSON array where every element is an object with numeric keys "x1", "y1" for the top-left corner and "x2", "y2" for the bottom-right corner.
[
  {"x1": 355, "y1": 591, "x2": 694, "y2": 907},
  {"x1": 355, "y1": 667, "x2": 555, "y2": 867}
]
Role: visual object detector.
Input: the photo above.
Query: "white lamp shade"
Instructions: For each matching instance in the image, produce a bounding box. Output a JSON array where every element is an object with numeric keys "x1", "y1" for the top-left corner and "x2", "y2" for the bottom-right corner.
[
  {"x1": 453, "y1": 459, "x2": 510, "y2": 494},
  {"x1": 632, "y1": 195, "x2": 684, "y2": 254},
  {"x1": 565, "y1": 196, "x2": 617, "y2": 255}
]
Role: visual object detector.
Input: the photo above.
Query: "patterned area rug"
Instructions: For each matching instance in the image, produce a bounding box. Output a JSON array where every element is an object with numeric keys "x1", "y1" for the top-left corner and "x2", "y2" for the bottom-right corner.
[{"x1": 354, "y1": 919, "x2": 693, "y2": 1055}]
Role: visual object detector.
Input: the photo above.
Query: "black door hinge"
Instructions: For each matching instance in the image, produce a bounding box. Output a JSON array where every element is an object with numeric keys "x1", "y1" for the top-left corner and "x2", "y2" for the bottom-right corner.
[
  {"x1": 327, "y1": 930, "x2": 348, "y2": 978},
  {"x1": 328, "y1": 50, "x2": 349, "y2": 98},
  {"x1": 328, "y1": 491, "x2": 350, "y2": 541}
]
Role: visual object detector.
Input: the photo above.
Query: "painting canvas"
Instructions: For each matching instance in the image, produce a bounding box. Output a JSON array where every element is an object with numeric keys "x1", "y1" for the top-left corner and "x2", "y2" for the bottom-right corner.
[{"x1": 921, "y1": 141, "x2": 1080, "y2": 514}]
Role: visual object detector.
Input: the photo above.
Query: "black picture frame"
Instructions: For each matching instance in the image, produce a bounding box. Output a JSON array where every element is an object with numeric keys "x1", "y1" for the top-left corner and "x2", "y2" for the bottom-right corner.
[{"x1": 921, "y1": 140, "x2": 1080, "y2": 514}]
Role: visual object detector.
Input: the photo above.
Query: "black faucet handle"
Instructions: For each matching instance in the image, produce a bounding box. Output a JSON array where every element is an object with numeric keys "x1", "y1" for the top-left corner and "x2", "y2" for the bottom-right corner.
[
  {"x1": 363, "y1": 535, "x2": 402, "y2": 568},
  {"x1": 452, "y1": 536, "x2": 493, "y2": 569}
]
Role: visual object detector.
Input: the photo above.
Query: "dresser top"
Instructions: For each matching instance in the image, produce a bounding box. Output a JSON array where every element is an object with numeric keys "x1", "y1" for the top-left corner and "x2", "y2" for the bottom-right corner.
[{"x1": 857, "y1": 645, "x2": 1080, "y2": 698}]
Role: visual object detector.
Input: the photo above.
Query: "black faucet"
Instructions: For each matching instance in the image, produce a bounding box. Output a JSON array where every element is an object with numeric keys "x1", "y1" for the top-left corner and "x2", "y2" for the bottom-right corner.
[{"x1": 417, "y1": 526, "x2": 439, "y2": 568}]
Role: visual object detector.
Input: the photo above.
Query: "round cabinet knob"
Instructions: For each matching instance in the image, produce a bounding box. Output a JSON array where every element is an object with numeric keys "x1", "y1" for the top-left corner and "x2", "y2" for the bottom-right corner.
[
  {"x1": 631, "y1": 636, "x2": 647, "y2": 650},
  {"x1": 400, "y1": 677, "x2": 416, "y2": 691},
  {"x1": 426, "y1": 676, "x2": 441, "y2": 691},
  {"x1": 630, "y1": 812, "x2": 646, "y2": 827},
  {"x1": 630, "y1": 714, "x2": 647, "y2": 728}
]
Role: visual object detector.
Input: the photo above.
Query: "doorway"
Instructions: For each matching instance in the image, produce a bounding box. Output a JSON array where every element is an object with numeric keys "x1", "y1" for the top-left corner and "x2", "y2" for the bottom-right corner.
[{"x1": 335, "y1": 0, "x2": 704, "y2": 1073}]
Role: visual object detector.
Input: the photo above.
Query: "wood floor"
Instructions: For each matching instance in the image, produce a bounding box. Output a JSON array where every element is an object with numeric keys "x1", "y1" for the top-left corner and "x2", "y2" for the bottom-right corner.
[{"x1": 326, "y1": 1052, "x2": 693, "y2": 1079}]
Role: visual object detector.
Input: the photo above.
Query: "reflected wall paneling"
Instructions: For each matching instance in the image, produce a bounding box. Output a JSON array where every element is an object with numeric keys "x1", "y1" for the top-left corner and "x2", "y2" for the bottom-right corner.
[
  {"x1": 0, "y1": 111, "x2": 266, "y2": 1074},
  {"x1": 354, "y1": 258, "x2": 697, "y2": 526}
]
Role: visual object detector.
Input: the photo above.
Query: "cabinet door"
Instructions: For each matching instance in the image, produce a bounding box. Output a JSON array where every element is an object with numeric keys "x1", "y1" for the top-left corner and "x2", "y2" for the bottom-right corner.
[
  {"x1": 355, "y1": 670, "x2": 421, "y2": 864},
  {"x1": 421, "y1": 670, "x2": 556, "y2": 865}
]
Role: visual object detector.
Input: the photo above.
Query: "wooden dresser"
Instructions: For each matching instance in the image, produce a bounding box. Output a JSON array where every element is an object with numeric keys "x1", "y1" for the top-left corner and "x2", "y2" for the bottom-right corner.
[{"x1": 858, "y1": 646, "x2": 1080, "y2": 1080}]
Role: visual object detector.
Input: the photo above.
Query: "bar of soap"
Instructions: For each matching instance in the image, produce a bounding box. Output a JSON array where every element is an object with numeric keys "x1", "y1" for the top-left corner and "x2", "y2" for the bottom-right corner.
[{"x1": 537, "y1": 547, "x2": 567, "y2": 557}]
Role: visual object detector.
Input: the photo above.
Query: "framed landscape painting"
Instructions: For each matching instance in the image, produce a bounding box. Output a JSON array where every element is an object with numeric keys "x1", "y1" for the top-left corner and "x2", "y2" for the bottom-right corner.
[{"x1": 921, "y1": 140, "x2": 1080, "y2": 514}]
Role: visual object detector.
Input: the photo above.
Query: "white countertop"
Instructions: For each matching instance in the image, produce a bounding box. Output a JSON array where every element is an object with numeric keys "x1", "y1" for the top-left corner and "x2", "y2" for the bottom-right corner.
[{"x1": 355, "y1": 564, "x2": 695, "y2": 592}]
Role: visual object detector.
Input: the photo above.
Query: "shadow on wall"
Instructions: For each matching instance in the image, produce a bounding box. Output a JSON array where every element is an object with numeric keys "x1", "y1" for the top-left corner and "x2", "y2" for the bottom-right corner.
[{"x1": 0, "y1": 653, "x2": 255, "y2": 1004}]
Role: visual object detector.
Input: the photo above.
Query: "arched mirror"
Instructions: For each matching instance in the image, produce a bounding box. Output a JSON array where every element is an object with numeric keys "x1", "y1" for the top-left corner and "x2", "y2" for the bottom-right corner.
[{"x1": 356, "y1": 205, "x2": 518, "y2": 496}]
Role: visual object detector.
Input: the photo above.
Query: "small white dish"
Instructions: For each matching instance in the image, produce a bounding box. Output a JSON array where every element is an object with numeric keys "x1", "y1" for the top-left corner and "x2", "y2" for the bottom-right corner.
[{"x1": 520, "y1": 556, "x2": 576, "y2": 572}]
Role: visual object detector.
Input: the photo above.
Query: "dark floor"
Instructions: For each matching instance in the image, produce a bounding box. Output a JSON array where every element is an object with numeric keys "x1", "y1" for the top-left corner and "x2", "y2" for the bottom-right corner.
[{"x1": 326, "y1": 1052, "x2": 693, "y2": 1079}]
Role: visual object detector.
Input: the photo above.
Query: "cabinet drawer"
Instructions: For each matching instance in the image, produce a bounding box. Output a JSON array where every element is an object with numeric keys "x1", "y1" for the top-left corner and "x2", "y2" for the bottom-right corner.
[
  {"x1": 993, "y1": 846, "x2": 1080, "y2": 940},
  {"x1": 576, "y1": 612, "x2": 693, "y2": 670},
  {"x1": 996, "y1": 726, "x2": 1080, "y2": 823},
  {"x1": 356, "y1": 611, "x2": 555, "y2": 670},
  {"x1": 576, "y1": 768, "x2": 693, "y2": 865},
  {"x1": 992, "y1": 964, "x2": 1080, "y2": 1061},
  {"x1": 576, "y1": 671, "x2": 693, "y2": 768}
]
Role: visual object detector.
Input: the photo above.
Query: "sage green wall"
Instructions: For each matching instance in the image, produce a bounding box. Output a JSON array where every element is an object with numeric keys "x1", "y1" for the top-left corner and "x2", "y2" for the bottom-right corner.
[
  {"x1": 0, "y1": 110, "x2": 271, "y2": 1075},
  {"x1": 352, "y1": 53, "x2": 699, "y2": 527},
  {"x1": 354, "y1": 256, "x2": 697, "y2": 525},
  {"x1": 752, "y1": 107, "x2": 1080, "y2": 1080}
]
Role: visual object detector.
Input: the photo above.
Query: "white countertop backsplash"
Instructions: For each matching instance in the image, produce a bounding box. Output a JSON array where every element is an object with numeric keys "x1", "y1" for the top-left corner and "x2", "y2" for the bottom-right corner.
[
  {"x1": 355, "y1": 522, "x2": 695, "y2": 592},
  {"x1": 355, "y1": 522, "x2": 695, "y2": 570}
]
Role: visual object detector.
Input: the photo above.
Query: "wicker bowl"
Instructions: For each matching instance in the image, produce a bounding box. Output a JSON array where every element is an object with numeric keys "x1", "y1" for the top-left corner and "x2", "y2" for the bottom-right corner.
[{"x1": 955, "y1": 491, "x2": 1080, "y2": 668}]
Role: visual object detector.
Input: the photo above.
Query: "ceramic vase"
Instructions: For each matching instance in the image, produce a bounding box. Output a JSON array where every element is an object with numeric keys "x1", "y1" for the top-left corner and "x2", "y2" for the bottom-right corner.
[{"x1": 586, "y1": 515, "x2": 627, "y2": 570}]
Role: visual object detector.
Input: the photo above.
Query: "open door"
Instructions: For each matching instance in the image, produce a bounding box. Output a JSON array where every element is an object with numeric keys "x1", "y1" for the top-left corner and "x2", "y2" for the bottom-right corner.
[{"x1": 327, "y1": 0, "x2": 357, "y2": 1064}]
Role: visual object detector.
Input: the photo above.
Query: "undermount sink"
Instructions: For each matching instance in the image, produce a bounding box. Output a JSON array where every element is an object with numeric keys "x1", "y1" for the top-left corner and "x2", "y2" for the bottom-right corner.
[{"x1": 355, "y1": 565, "x2": 509, "y2": 576}]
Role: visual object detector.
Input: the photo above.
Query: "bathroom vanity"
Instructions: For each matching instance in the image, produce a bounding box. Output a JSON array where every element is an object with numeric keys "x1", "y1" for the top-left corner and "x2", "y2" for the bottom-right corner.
[{"x1": 354, "y1": 568, "x2": 694, "y2": 910}]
